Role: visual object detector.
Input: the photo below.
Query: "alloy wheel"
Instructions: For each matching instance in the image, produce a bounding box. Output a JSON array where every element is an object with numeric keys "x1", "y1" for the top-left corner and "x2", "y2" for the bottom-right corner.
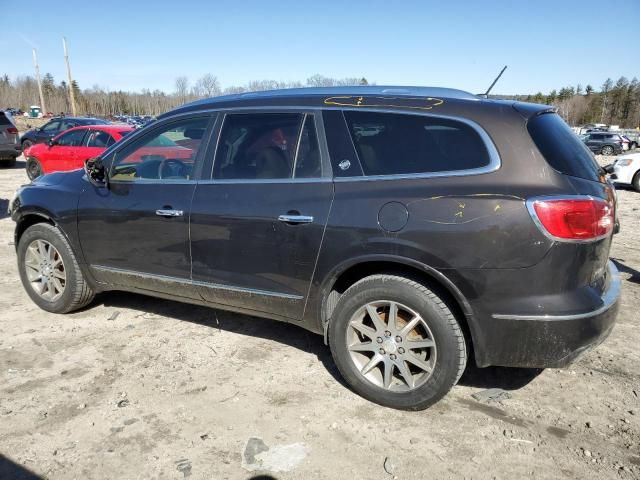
[
  {"x1": 23, "y1": 239, "x2": 66, "y2": 301},
  {"x1": 345, "y1": 300, "x2": 437, "y2": 392}
]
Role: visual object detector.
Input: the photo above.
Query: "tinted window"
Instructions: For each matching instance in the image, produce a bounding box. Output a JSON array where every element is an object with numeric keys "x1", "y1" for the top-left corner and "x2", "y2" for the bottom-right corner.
[
  {"x1": 86, "y1": 130, "x2": 115, "y2": 147},
  {"x1": 0, "y1": 112, "x2": 11, "y2": 125},
  {"x1": 294, "y1": 115, "x2": 322, "y2": 178},
  {"x1": 57, "y1": 129, "x2": 86, "y2": 146},
  {"x1": 213, "y1": 113, "x2": 303, "y2": 180},
  {"x1": 344, "y1": 111, "x2": 491, "y2": 176},
  {"x1": 111, "y1": 118, "x2": 208, "y2": 181},
  {"x1": 528, "y1": 113, "x2": 601, "y2": 182},
  {"x1": 41, "y1": 121, "x2": 61, "y2": 132}
]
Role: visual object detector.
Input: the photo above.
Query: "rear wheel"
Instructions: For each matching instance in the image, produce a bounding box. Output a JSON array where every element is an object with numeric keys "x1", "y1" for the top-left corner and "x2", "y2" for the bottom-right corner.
[
  {"x1": 328, "y1": 275, "x2": 467, "y2": 410},
  {"x1": 601, "y1": 145, "x2": 614, "y2": 156},
  {"x1": 26, "y1": 157, "x2": 43, "y2": 180},
  {"x1": 17, "y1": 223, "x2": 95, "y2": 313},
  {"x1": 632, "y1": 171, "x2": 640, "y2": 192}
]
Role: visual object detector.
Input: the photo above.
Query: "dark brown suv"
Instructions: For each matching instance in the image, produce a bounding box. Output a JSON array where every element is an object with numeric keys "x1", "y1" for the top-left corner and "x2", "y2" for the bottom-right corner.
[{"x1": 10, "y1": 86, "x2": 621, "y2": 410}]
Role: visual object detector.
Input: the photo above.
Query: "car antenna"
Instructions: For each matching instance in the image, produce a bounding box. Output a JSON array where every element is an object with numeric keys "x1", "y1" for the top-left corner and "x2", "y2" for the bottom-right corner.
[{"x1": 480, "y1": 65, "x2": 508, "y2": 98}]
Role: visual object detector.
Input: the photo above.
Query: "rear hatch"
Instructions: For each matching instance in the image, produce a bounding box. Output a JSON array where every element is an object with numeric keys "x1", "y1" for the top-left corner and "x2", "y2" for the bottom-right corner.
[
  {"x1": 525, "y1": 111, "x2": 616, "y2": 293},
  {"x1": 0, "y1": 111, "x2": 19, "y2": 146}
]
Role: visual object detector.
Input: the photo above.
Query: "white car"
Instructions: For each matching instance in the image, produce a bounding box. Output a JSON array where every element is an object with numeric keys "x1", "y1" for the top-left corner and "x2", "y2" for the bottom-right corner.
[{"x1": 610, "y1": 153, "x2": 640, "y2": 191}]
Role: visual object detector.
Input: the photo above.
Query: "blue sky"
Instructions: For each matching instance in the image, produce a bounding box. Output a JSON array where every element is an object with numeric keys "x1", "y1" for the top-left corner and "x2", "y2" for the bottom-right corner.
[{"x1": 1, "y1": 0, "x2": 637, "y2": 95}]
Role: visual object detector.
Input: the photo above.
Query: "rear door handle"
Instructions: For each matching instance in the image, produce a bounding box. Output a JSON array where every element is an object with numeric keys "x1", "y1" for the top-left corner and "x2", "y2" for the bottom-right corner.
[
  {"x1": 156, "y1": 209, "x2": 184, "y2": 217},
  {"x1": 278, "y1": 214, "x2": 314, "y2": 224}
]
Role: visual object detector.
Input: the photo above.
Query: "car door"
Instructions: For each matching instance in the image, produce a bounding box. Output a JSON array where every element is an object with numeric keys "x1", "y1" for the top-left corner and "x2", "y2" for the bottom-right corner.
[
  {"x1": 190, "y1": 111, "x2": 334, "y2": 320},
  {"x1": 45, "y1": 128, "x2": 87, "y2": 172},
  {"x1": 36, "y1": 120, "x2": 62, "y2": 144},
  {"x1": 586, "y1": 134, "x2": 603, "y2": 152},
  {"x1": 77, "y1": 114, "x2": 215, "y2": 298}
]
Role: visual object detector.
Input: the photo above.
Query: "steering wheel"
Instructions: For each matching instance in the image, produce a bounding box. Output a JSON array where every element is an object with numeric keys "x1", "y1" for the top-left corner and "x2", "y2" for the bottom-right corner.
[{"x1": 158, "y1": 159, "x2": 188, "y2": 179}]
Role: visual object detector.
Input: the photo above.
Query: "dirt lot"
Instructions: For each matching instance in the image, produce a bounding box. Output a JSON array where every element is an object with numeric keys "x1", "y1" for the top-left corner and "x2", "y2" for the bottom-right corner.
[{"x1": 0, "y1": 156, "x2": 638, "y2": 480}]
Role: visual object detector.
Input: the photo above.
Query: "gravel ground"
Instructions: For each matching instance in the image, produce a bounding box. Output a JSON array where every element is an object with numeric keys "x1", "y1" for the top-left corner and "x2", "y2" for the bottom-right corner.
[{"x1": 0, "y1": 155, "x2": 638, "y2": 480}]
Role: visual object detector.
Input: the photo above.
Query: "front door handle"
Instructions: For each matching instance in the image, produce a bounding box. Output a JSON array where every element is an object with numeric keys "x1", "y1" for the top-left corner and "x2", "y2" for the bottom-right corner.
[
  {"x1": 278, "y1": 214, "x2": 314, "y2": 224},
  {"x1": 156, "y1": 209, "x2": 184, "y2": 217}
]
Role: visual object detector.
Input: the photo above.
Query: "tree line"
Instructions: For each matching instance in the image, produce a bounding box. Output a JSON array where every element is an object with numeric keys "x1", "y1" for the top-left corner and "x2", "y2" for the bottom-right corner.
[
  {"x1": 505, "y1": 76, "x2": 640, "y2": 128},
  {"x1": 2, "y1": 72, "x2": 638, "y2": 128},
  {"x1": 0, "y1": 73, "x2": 369, "y2": 117}
]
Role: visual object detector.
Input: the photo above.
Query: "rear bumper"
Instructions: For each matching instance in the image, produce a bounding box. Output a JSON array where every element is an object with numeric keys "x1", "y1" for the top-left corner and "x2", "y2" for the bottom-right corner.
[
  {"x1": 0, "y1": 144, "x2": 21, "y2": 157},
  {"x1": 479, "y1": 260, "x2": 621, "y2": 368}
]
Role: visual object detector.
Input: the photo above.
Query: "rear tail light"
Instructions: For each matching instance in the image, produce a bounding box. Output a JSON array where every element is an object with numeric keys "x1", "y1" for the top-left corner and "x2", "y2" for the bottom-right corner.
[
  {"x1": 527, "y1": 196, "x2": 614, "y2": 241},
  {"x1": 7, "y1": 127, "x2": 18, "y2": 134}
]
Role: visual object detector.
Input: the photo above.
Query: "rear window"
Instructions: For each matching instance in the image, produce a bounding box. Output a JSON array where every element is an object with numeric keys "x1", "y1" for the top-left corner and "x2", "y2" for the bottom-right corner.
[
  {"x1": 343, "y1": 111, "x2": 491, "y2": 176},
  {"x1": 0, "y1": 112, "x2": 11, "y2": 125},
  {"x1": 528, "y1": 113, "x2": 601, "y2": 182}
]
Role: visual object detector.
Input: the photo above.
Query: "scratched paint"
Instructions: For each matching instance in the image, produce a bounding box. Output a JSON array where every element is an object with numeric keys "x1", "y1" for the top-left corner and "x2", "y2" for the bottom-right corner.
[{"x1": 323, "y1": 96, "x2": 444, "y2": 111}]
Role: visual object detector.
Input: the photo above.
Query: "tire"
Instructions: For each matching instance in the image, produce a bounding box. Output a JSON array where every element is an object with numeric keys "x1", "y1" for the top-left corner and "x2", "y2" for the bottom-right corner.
[
  {"x1": 17, "y1": 223, "x2": 95, "y2": 314},
  {"x1": 328, "y1": 274, "x2": 467, "y2": 410},
  {"x1": 1, "y1": 157, "x2": 16, "y2": 168},
  {"x1": 26, "y1": 157, "x2": 43, "y2": 180},
  {"x1": 601, "y1": 145, "x2": 614, "y2": 156},
  {"x1": 633, "y1": 171, "x2": 640, "y2": 192},
  {"x1": 21, "y1": 139, "x2": 34, "y2": 151}
]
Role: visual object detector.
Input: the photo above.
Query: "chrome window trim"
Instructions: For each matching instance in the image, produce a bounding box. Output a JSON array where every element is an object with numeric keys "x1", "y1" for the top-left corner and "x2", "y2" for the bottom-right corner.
[
  {"x1": 92, "y1": 265, "x2": 303, "y2": 300},
  {"x1": 525, "y1": 194, "x2": 614, "y2": 244},
  {"x1": 197, "y1": 177, "x2": 333, "y2": 185},
  {"x1": 492, "y1": 261, "x2": 620, "y2": 321},
  {"x1": 125, "y1": 105, "x2": 500, "y2": 183}
]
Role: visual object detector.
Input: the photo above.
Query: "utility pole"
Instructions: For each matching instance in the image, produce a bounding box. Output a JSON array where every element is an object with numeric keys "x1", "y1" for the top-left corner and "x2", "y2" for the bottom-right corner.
[
  {"x1": 63, "y1": 37, "x2": 77, "y2": 116},
  {"x1": 32, "y1": 49, "x2": 47, "y2": 115}
]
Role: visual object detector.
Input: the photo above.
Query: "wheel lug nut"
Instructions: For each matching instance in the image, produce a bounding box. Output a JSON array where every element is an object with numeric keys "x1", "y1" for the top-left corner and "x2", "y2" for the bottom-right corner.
[
  {"x1": 390, "y1": 354, "x2": 396, "y2": 360},
  {"x1": 398, "y1": 347, "x2": 405, "y2": 354},
  {"x1": 379, "y1": 349, "x2": 385, "y2": 355},
  {"x1": 395, "y1": 336, "x2": 402, "y2": 342},
  {"x1": 384, "y1": 331, "x2": 391, "y2": 337},
  {"x1": 377, "y1": 337, "x2": 383, "y2": 343}
]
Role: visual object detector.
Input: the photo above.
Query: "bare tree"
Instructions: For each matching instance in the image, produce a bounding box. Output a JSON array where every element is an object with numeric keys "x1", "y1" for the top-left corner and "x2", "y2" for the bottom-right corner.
[
  {"x1": 195, "y1": 74, "x2": 221, "y2": 98},
  {"x1": 174, "y1": 76, "x2": 189, "y2": 105}
]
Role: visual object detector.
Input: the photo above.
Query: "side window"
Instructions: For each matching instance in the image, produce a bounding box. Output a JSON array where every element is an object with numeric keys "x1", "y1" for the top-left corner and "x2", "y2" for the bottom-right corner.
[
  {"x1": 59, "y1": 120, "x2": 75, "y2": 131},
  {"x1": 41, "y1": 120, "x2": 60, "y2": 133},
  {"x1": 213, "y1": 113, "x2": 303, "y2": 180},
  {"x1": 294, "y1": 115, "x2": 322, "y2": 178},
  {"x1": 56, "y1": 129, "x2": 87, "y2": 147},
  {"x1": 110, "y1": 118, "x2": 209, "y2": 181},
  {"x1": 343, "y1": 111, "x2": 491, "y2": 176},
  {"x1": 86, "y1": 130, "x2": 115, "y2": 148}
]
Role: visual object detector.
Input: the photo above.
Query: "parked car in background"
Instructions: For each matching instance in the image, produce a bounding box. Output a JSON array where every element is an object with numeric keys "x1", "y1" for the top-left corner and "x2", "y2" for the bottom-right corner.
[
  {"x1": 9, "y1": 86, "x2": 621, "y2": 410},
  {"x1": 0, "y1": 110, "x2": 21, "y2": 166},
  {"x1": 584, "y1": 132, "x2": 624, "y2": 155},
  {"x1": 609, "y1": 152, "x2": 640, "y2": 191},
  {"x1": 20, "y1": 117, "x2": 110, "y2": 151},
  {"x1": 5, "y1": 107, "x2": 24, "y2": 117},
  {"x1": 24, "y1": 125, "x2": 133, "y2": 179},
  {"x1": 620, "y1": 135, "x2": 636, "y2": 150}
]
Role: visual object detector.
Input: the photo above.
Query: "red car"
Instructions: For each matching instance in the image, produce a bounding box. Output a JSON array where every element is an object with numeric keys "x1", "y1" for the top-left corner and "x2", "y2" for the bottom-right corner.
[
  {"x1": 25, "y1": 125, "x2": 134, "y2": 180},
  {"x1": 24, "y1": 125, "x2": 195, "y2": 180}
]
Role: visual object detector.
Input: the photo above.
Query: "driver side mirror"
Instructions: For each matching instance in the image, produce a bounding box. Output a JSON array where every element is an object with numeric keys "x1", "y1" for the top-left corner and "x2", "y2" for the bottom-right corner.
[
  {"x1": 84, "y1": 157, "x2": 109, "y2": 188},
  {"x1": 48, "y1": 138, "x2": 58, "y2": 147}
]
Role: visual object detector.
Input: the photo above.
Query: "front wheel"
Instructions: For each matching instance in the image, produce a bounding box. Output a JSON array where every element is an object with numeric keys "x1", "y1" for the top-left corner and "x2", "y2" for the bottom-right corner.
[
  {"x1": 17, "y1": 223, "x2": 95, "y2": 313},
  {"x1": 21, "y1": 139, "x2": 34, "y2": 151},
  {"x1": 632, "y1": 171, "x2": 640, "y2": 192},
  {"x1": 601, "y1": 145, "x2": 614, "y2": 156},
  {"x1": 328, "y1": 275, "x2": 467, "y2": 410}
]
